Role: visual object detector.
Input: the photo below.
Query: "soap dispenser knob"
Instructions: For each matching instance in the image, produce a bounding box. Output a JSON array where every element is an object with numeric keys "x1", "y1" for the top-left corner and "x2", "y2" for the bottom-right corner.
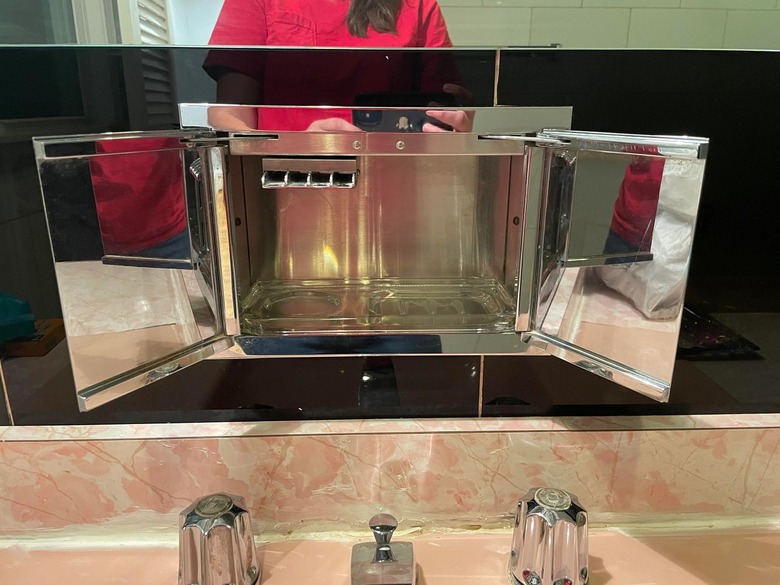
[
  {"x1": 369, "y1": 513, "x2": 398, "y2": 546},
  {"x1": 178, "y1": 493, "x2": 260, "y2": 585}
]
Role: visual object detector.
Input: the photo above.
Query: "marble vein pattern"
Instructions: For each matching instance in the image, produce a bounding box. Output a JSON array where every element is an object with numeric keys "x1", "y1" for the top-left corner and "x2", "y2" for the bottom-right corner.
[
  {"x1": 55, "y1": 262, "x2": 196, "y2": 337},
  {"x1": 1, "y1": 426, "x2": 778, "y2": 535}
]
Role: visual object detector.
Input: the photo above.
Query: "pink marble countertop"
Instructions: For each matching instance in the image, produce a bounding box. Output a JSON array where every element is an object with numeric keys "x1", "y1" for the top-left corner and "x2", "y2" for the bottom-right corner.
[{"x1": 2, "y1": 529, "x2": 778, "y2": 585}]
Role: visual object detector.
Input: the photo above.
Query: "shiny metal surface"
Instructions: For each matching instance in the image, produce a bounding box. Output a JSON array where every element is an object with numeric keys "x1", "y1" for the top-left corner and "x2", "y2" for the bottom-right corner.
[
  {"x1": 238, "y1": 151, "x2": 519, "y2": 334},
  {"x1": 228, "y1": 130, "x2": 533, "y2": 157},
  {"x1": 528, "y1": 332, "x2": 670, "y2": 402},
  {"x1": 76, "y1": 337, "x2": 232, "y2": 411},
  {"x1": 206, "y1": 147, "x2": 240, "y2": 337},
  {"x1": 34, "y1": 137, "x2": 233, "y2": 411},
  {"x1": 527, "y1": 136, "x2": 708, "y2": 400},
  {"x1": 261, "y1": 157, "x2": 358, "y2": 189},
  {"x1": 352, "y1": 513, "x2": 415, "y2": 585},
  {"x1": 179, "y1": 493, "x2": 260, "y2": 585},
  {"x1": 538, "y1": 129, "x2": 708, "y2": 159},
  {"x1": 240, "y1": 279, "x2": 516, "y2": 334},
  {"x1": 370, "y1": 513, "x2": 399, "y2": 546},
  {"x1": 178, "y1": 103, "x2": 574, "y2": 136},
  {"x1": 509, "y1": 487, "x2": 588, "y2": 585},
  {"x1": 33, "y1": 105, "x2": 710, "y2": 408},
  {"x1": 32, "y1": 130, "x2": 215, "y2": 159}
]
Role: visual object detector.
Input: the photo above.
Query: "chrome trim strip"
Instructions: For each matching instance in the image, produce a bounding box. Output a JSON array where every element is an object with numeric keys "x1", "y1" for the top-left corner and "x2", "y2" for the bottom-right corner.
[
  {"x1": 76, "y1": 337, "x2": 232, "y2": 411},
  {"x1": 208, "y1": 148, "x2": 240, "y2": 337},
  {"x1": 530, "y1": 331, "x2": 670, "y2": 402},
  {"x1": 538, "y1": 130, "x2": 709, "y2": 159}
]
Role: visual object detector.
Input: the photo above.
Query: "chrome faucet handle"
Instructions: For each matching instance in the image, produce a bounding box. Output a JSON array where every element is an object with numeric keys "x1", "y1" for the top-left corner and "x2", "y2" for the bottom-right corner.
[
  {"x1": 352, "y1": 513, "x2": 415, "y2": 585},
  {"x1": 369, "y1": 513, "x2": 399, "y2": 562},
  {"x1": 509, "y1": 487, "x2": 589, "y2": 585},
  {"x1": 178, "y1": 493, "x2": 260, "y2": 585},
  {"x1": 370, "y1": 513, "x2": 398, "y2": 546}
]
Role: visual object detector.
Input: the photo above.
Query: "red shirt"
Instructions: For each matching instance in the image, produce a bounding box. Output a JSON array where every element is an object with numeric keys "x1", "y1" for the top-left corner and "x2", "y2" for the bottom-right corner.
[
  {"x1": 91, "y1": 138, "x2": 186, "y2": 255},
  {"x1": 92, "y1": 2, "x2": 453, "y2": 254},
  {"x1": 203, "y1": 0, "x2": 456, "y2": 129},
  {"x1": 610, "y1": 157, "x2": 665, "y2": 251},
  {"x1": 207, "y1": 0, "x2": 452, "y2": 49}
]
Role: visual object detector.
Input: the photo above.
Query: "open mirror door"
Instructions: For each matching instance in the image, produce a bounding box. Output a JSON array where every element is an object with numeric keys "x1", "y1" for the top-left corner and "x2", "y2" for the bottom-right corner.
[
  {"x1": 34, "y1": 132, "x2": 236, "y2": 411},
  {"x1": 526, "y1": 130, "x2": 708, "y2": 402}
]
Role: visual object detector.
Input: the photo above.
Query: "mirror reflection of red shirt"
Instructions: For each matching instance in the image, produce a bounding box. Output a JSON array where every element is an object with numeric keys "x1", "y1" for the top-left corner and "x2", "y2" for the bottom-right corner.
[
  {"x1": 611, "y1": 156, "x2": 665, "y2": 251},
  {"x1": 90, "y1": 138, "x2": 186, "y2": 255},
  {"x1": 203, "y1": 0, "x2": 455, "y2": 130}
]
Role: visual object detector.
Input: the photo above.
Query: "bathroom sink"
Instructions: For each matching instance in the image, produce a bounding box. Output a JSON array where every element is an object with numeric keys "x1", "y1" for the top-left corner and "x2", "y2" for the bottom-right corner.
[{"x1": 1, "y1": 529, "x2": 778, "y2": 585}]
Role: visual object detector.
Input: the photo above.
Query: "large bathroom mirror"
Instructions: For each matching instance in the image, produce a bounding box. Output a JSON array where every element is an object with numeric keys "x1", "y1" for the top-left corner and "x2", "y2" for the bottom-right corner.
[{"x1": 0, "y1": 39, "x2": 777, "y2": 425}]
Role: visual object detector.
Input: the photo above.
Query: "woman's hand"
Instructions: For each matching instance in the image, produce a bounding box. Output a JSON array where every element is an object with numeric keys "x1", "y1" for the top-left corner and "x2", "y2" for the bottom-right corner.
[
  {"x1": 207, "y1": 106, "x2": 258, "y2": 132},
  {"x1": 210, "y1": 71, "x2": 262, "y2": 130},
  {"x1": 306, "y1": 117, "x2": 362, "y2": 132},
  {"x1": 423, "y1": 83, "x2": 475, "y2": 132},
  {"x1": 423, "y1": 109, "x2": 474, "y2": 133}
]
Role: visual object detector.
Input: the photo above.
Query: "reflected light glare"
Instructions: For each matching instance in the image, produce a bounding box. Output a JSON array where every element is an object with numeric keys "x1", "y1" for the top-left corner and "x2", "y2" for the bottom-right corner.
[
  {"x1": 321, "y1": 244, "x2": 340, "y2": 272},
  {"x1": 134, "y1": 300, "x2": 151, "y2": 313}
]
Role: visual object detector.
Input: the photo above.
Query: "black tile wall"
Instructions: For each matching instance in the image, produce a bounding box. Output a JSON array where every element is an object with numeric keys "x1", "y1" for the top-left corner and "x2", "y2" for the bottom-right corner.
[
  {"x1": 481, "y1": 356, "x2": 744, "y2": 418},
  {"x1": 0, "y1": 394, "x2": 10, "y2": 425},
  {"x1": 497, "y1": 49, "x2": 780, "y2": 314},
  {"x1": 5, "y1": 351, "x2": 480, "y2": 425}
]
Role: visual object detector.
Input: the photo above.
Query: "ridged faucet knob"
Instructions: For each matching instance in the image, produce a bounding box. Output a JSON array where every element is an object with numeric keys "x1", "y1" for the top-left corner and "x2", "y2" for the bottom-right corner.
[
  {"x1": 509, "y1": 487, "x2": 589, "y2": 585},
  {"x1": 178, "y1": 493, "x2": 260, "y2": 585}
]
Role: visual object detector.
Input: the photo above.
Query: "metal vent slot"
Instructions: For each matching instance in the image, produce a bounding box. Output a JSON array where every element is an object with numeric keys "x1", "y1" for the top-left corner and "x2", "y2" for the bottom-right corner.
[
  {"x1": 260, "y1": 157, "x2": 358, "y2": 189},
  {"x1": 262, "y1": 170, "x2": 287, "y2": 188},
  {"x1": 310, "y1": 171, "x2": 332, "y2": 187},
  {"x1": 286, "y1": 171, "x2": 309, "y2": 187},
  {"x1": 332, "y1": 172, "x2": 356, "y2": 188}
]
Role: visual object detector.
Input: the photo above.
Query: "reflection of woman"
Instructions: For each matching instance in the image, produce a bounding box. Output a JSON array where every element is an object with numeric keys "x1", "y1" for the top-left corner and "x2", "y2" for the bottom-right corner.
[
  {"x1": 203, "y1": 0, "x2": 472, "y2": 132},
  {"x1": 604, "y1": 153, "x2": 665, "y2": 261},
  {"x1": 90, "y1": 137, "x2": 188, "y2": 260},
  {"x1": 598, "y1": 153, "x2": 698, "y2": 320}
]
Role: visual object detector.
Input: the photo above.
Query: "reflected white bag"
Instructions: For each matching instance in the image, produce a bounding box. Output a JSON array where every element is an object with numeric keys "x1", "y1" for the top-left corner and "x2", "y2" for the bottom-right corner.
[{"x1": 596, "y1": 158, "x2": 704, "y2": 320}]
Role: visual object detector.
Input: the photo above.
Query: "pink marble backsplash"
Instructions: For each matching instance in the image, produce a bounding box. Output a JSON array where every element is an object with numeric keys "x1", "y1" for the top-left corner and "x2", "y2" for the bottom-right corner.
[{"x1": 1, "y1": 425, "x2": 779, "y2": 536}]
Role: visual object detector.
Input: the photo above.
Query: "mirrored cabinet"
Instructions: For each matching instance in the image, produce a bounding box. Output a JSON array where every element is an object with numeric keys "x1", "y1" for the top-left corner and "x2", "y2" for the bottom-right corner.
[{"x1": 33, "y1": 104, "x2": 707, "y2": 410}]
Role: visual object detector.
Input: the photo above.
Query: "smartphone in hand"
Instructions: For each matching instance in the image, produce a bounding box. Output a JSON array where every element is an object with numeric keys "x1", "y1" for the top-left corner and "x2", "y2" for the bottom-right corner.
[{"x1": 352, "y1": 92, "x2": 457, "y2": 132}]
